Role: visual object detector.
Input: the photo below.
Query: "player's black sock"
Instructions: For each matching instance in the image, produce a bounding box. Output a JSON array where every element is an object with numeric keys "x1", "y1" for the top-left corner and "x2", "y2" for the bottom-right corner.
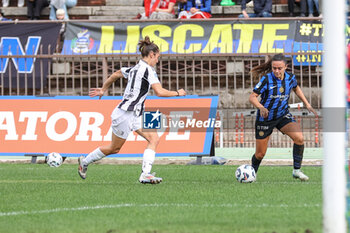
[
  {"x1": 293, "y1": 143, "x2": 304, "y2": 169},
  {"x1": 251, "y1": 154, "x2": 262, "y2": 173}
]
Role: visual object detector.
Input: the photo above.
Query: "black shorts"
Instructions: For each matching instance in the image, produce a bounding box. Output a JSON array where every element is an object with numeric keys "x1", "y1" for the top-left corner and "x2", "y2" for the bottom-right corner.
[{"x1": 255, "y1": 113, "x2": 296, "y2": 139}]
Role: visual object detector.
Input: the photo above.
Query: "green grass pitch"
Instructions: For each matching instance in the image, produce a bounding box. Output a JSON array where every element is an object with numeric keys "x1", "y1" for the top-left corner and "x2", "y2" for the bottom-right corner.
[{"x1": 0, "y1": 163, "x2": 322, "y2": 233}]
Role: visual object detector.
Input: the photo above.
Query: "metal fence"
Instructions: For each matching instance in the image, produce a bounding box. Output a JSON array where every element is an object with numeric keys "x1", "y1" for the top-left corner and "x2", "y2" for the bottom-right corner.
[
  {"x1": 214, "y1": 109, "x2": 321, "y2": 148},
  {"x1": 0, "y1": 49, "x2": 323, "y2": 147},
  {"x1": 1, "y1": 52, "x2": 322, "y2": 103}
]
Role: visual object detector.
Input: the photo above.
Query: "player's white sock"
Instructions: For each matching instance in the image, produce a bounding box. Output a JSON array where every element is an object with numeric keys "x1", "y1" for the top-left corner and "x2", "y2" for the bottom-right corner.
[
  {"x1": 83, "y1": 148, "x2": 105, "y2": 165},
  {"x1": 142, "y1": 149, "x2": 155, "y2": 174}
]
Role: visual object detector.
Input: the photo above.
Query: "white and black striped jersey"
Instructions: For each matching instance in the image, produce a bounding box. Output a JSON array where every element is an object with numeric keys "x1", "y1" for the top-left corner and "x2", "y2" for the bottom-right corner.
[{"x1": 118, "y1": 59, "x2": 160, "y2": 116}]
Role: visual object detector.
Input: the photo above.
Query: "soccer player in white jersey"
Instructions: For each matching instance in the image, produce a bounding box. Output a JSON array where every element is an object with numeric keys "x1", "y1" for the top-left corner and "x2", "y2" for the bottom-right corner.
[{"x1": 78, "y1": 36, "x2": 186, "y2": 184}]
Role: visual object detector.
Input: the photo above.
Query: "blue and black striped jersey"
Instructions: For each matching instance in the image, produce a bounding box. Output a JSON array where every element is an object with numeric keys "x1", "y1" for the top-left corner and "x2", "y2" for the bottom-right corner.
[{"x1": 253, "y1": 72, "x2": 297, "y2": 122}]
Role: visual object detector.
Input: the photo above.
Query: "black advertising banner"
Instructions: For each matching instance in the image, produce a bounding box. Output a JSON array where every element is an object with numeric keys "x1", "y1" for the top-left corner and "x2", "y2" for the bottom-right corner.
[
  {"x1": 0, "y1": 23, "x2": 61, "y2": 88},
  {"x1": 293, "y1": 20, "x2": 324, "y2": 65}
]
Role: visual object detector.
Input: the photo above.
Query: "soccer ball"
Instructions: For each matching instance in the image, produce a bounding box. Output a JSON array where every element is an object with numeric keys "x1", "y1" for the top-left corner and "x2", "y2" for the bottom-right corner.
[
  {"x1": 46, "y1": 152, "x2": 63, "y2": 167},
  {"x1": 235, "y1": 164, "x2": 256, "y2": 183}
]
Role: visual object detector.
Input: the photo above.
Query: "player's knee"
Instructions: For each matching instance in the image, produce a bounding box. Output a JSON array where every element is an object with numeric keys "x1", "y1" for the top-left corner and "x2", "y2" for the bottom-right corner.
[
  {"x1": 149, "y1": 134, "x2": 160, "y2": 146},
  {"x1": 293, "y1": 134, "x2": 304, "y2": 145},
  {"x1": 255, "y1": 152, "x2": 265, "y2": 160}
]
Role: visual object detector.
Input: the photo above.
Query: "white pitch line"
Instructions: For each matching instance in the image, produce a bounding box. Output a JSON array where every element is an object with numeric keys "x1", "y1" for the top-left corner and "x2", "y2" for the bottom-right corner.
[
  {"x1": 0, "y1": 180, "x2": 322, "y2": 185},
  {"x1": 0, "y1": 203, "x2": 321, "y2": 217}
]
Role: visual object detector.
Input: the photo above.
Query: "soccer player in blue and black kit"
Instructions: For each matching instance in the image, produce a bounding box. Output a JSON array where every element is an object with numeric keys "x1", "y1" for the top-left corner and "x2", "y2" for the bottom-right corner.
[{"x1": 249, "y1": 53, "x2": 318, "y2": 181}]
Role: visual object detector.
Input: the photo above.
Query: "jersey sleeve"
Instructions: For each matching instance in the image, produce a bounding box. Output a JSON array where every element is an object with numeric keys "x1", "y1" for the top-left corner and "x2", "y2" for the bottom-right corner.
[
  {"x1": 291, "y1": 74, "x2": 298, "y2": 88},
  {"x1": 148, "y1": 67, "x2": 160, "y2": 85},
  {"x1": 120, "y1": 67, "x2": 132, "y2": 79},
  {"x1": 253, "y1": 76, "x2": 267, "y2": 95}
]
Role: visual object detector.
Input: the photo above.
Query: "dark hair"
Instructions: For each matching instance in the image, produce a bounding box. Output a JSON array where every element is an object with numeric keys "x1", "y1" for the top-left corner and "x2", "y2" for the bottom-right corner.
[
  {"x1": 251, "y1": 53, "x2": 287, "y2": 79},
  {"x1": 138, "y1": 36, "x2": 159, "y2": 57}
]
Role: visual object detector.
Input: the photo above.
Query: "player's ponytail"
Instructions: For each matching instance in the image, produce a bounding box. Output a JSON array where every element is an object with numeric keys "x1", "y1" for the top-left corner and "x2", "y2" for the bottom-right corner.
[
  {"x1": 138, "y1": 36, "x2": 159, "y2": 57},
  {"x1": 251, "y1": 53, "x2": 287, "y2": 79}
]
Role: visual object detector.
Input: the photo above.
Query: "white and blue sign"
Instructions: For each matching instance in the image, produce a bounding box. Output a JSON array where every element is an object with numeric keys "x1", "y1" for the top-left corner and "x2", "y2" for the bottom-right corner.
[{"x1": 143, "y1": 110, "x2": 162, "y2": 129}]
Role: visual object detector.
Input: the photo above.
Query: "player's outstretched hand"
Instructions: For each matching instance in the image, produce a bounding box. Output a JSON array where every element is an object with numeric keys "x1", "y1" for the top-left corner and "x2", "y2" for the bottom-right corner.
[
  {"x1": 177, "y1": 89, "x2": 186, "y2": 96},
  {"x1": 89, "y1": 88, "x2": 104, "y2": 99},
  {"x1": 306, "y1": 104, "x2": 318, "y2": 117}
]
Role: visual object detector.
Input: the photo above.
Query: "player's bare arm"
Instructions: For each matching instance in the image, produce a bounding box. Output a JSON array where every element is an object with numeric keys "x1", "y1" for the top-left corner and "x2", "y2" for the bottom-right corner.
[
  {"x1": 293, "y1": 86, "x2": 318, "y2": 117},
  {"x1": 151, "y1": 83, "x2": 186, "y2": 97},
  {"x1": 89, "y1": 70, "x2": 123, "y2": 99},
  {"x1": 249, "y1": 92, "x2": 269, "y2": 118}
]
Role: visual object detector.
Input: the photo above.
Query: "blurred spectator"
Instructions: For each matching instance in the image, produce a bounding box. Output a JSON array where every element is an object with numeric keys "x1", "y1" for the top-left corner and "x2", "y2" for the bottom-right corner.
[
  {"x1": 2, "y1": 0, "x2": 24, "y2": 7},
  {"x1": 136, "y1": 0, "x2": 161, "y2": 19},
  {"x1": 307, "y1": 0, "x2": 319, "y2": 17},
  {"x1": 150, "y1": 0, "x2": 176, "y2": 19},
  {"x1": 55, "y1": 8, "x2": 66, "y2": 36},
  {"x1": 177, "y1": 0, "x2": 189, "y2": 15},
  {"x1": 54, "y1": 8, "x2": 66, "y2": 53},
  {"x1": 26, "y1": 0, "x2": 49, "y2": 20},
  {"x1": 49, "y1": 0, "x2": 77, "y2": 20},
  {"x1": 239, "y1": 0, "x2": 272, "y2": 18},
  {"x1": 0, "y1": 9, "x2": 12, "y2": 20},
  {"x1": 220, "y1": 0, "x2": 235, "y2": 6},
  {"x1": 288, "y1": 0, "x2": 307, "y2": 17},
  {"x1": 178, "y1": 0, "x2": 212, "y2": 19},
  {"x1": 55, "y1": 7, "x2": 65, "y2": 20}
]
